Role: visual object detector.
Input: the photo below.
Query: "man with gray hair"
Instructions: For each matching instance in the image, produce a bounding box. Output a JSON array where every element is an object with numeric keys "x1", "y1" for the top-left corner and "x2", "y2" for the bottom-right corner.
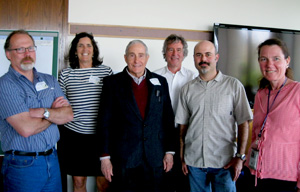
[
  {"x1": 155, "y1": 34, "x2": 197, "y2": 192},
  {"x1": 98, "y1": 40, "x2": 176, "y2": 191},
  {"x1": 155, "y1": 34, "x2": 197, "y2": 113}
]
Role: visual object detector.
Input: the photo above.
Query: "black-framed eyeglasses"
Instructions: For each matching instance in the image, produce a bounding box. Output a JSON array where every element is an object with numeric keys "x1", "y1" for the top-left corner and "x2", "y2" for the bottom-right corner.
[{"x1": 8, "y1": 46, "x2": 37, "y2": 54}]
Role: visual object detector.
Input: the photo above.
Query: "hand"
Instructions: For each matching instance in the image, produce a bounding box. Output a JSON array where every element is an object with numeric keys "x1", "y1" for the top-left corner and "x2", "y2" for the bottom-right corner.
[
  {"x1": 51, "y1": 96, "x2": 70, "y2": 108},
  {"x1": 224, "y1": 157, "x2": 243, "y2": 181},
  {"x1": 163, "y1": 153, "x2": 174, "y2": 172},
  {"x1": 181, "y1": 161, "x2": 189, "y2": 175},
  {"x1": 101, "y1": 159, "x2": 113, "y2": 182}
]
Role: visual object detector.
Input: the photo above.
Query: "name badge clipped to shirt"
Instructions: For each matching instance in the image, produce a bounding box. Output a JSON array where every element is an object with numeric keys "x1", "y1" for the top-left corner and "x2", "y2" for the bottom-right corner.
[
  {"x1": 249, "y1": 148, "x2": 259, "y2": 170},
  {"x1": 150, "y1": 78, "x2": 161, "y2": 86},
  {"x1": 35, "y1": 81, "x2": 49, "y2": 91},
  {"x1": 89, "y1": 75, "x2": 100, "y2": 84}
]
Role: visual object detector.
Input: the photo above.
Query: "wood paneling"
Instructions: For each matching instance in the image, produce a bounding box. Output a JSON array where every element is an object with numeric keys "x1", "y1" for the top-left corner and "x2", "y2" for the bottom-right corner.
[{"x1": 0, "y1": 0, "x2": 69, "y2": 72}]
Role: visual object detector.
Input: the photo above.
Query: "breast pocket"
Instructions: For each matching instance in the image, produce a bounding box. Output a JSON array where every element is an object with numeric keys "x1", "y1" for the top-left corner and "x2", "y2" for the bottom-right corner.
[
  {"x1": 214, "y1": 94, "x2": 233, "y2": 117},
  {"x1": 37, "y1": 87, "x2": 56, "y2": 107},
  {"x1": 25, "y1": 92, "x2": 38, "y2": 108}
]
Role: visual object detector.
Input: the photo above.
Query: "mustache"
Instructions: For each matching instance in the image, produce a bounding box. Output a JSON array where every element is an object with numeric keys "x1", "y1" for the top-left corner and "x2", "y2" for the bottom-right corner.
[
  {"x1": 198, "y1": 61, "x2": 210, "y2": 66},
  {"x1": 21, "y1": 56, "x2": 34, "y2": 63}
]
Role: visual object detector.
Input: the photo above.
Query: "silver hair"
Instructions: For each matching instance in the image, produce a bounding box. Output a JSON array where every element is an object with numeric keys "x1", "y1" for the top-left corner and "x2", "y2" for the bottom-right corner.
[
  {"x1": 125, "y1": 40, "x2": 149, "y2": 56},
  {"x1": 162, "y1": 34, "x2": 188, "y2": 61}
]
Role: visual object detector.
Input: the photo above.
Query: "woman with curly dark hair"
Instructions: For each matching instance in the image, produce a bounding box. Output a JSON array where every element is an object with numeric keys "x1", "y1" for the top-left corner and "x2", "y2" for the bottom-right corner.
[{"x1": 58, "y1": 32, "x2": 112, "y2": 192}]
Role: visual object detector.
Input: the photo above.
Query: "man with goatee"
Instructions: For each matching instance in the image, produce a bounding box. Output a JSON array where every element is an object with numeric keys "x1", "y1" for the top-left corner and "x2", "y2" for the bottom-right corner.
[
  {"x1": 175, "y1": 40, "x2": 252, "y2": 192},
  {"x1": 0, "y1": 30, "x2": 73, "y2": 191}
]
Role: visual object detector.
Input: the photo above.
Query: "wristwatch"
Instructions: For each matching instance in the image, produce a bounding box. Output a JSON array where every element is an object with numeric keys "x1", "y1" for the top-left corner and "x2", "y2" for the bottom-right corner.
[
  {"x1": 43, "y1": 108, "x2": 50, "y2": 119},
  {"x1": 235, "y1": 153, "x2": 246, "y2": 161}
]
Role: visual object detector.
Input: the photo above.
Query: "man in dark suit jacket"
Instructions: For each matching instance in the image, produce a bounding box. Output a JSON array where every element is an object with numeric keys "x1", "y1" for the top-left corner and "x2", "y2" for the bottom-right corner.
[{"x1": 98, "y1": 40, "x2": 176, "y2": 192}]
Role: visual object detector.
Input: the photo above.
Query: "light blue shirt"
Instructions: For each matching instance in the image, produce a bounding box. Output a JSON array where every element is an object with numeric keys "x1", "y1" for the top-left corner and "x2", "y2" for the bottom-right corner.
[{"x1": 0, "y1": 66, "x2": 67, "y2": 152}]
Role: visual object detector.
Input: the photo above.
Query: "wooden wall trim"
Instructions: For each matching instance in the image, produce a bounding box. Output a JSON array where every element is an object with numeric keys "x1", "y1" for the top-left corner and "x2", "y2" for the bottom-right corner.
[{"x1": 69, "y1": 23, "x2": 212, "y2": 41}]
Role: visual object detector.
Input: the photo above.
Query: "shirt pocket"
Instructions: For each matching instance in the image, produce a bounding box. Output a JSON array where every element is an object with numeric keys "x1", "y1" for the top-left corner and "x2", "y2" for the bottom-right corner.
[
  {"x1": 25, "y1": 92, "x2": 38, "y2": 108},
  {"x1": 37, "y1": 87, "x2": 55, "y2": 108},
  {"x1": 213, "y1": 94, "x2": 233, "y2": 117}
]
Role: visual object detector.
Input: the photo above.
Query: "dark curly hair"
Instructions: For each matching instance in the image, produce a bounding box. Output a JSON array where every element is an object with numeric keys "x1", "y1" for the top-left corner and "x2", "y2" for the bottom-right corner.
[{"x1": 66, "y1": 32, "x2": 103, "y2": 69}]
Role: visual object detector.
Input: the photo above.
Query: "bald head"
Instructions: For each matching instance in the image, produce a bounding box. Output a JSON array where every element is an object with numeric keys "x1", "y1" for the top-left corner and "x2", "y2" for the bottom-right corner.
[
  {"x1": 193, "y1": 40, "x2": 219, "y2": 81},
  {"x1": 194, "y1": 40, "x2": 217, "y2": 55}
]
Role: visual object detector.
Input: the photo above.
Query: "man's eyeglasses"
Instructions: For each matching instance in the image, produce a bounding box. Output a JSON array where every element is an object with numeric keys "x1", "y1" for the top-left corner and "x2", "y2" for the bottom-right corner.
[{"x1": 8, "y1": 46, "x2": 37, "y2": 54}]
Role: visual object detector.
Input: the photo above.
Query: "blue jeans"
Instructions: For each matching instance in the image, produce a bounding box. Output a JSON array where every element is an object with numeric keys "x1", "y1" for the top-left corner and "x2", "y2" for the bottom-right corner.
[
  {"x1": 1, "y1": 149, "x2": 62, "y2": 192},
  {"x1": 188, "y1": 166, "x2": 236, "y2": 192}
]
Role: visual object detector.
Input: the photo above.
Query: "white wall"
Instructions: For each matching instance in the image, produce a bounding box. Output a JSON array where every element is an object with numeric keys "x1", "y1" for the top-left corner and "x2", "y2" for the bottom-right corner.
[
  {"x1": 67, "y1": 0, "x2": 300, "y2": 73},
  {"x1": 69, "y1": 0, "x2": 300, "y2": 31},
  {"x1": 91, "y1": 37, "x2": 198, "y2": 73},
  {"x1": 66, "y1": 0, "x2": 300, "y2": 190},
  {"x1": 66, "y1": 35, "x2": 199, "y2": 73}
]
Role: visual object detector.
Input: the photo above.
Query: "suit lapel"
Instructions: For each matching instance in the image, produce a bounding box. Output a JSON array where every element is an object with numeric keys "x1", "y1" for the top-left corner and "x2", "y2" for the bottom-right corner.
[
  {"x1": 144, "y1": 71, "x2": 158, "y2": 121},
  {"x1": 121, "y1": 70, "x2": 144, "y2": 121}
]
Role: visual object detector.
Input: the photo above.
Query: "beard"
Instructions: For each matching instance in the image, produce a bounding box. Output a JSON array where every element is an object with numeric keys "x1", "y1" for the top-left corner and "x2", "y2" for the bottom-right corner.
[
  {"x1": 21, "y1": 63, "x2": 35, "y2": 71},
  {"x1": 200, "y1": 67, "x2": 209, "y2": 74},
  {"x1": 20, "y1": 56, "x2": 35, "y2": 71},
  {"x1": 198, "y1": 61, "x2": 210, "y2": 74}
]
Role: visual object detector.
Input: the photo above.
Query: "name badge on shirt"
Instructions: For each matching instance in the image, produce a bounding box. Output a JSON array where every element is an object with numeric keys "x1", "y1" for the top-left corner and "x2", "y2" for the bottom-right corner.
[
  {"x1": 89, "y1": 75, "x2": 100, "y2": 84},
  {"x1": 150, "y1": 78, "x2": 161, "y2": 86},
  {"x1": 249, "y1": 148, "x2": 259, "y2": 170},
  {"x1": 35, "y1": 81, "x2": 48, "y2": 91}
]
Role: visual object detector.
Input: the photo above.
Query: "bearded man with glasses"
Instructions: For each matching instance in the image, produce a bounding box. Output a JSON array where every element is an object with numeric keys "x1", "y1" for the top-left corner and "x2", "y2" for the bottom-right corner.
[{"x1": 0, "y1": 29, "x2": 74, "y2": 192}]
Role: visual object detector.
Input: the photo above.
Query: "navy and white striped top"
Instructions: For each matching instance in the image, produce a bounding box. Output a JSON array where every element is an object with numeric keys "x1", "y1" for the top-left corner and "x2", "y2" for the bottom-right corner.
[
  {"x1": 59, "y1": 65, "x2": 113, "y2": 134},
  {"x1": 0, "y1": 66, "x2": 66, "y2": 152}
]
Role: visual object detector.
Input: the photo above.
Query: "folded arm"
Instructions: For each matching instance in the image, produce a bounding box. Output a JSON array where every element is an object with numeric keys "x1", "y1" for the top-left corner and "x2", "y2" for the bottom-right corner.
[
  {"x1": 7, "y1": 96, "x2": 73, "y2": 138},
  {"x1": 30, "y1": 96, "x2": 73, "y2": 125}
]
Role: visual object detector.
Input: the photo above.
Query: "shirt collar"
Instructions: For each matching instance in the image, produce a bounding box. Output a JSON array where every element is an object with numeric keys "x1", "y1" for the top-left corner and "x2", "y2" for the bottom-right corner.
[
  {"x1": 214, "y1": 71, "x2": 223, "y2": 81},
  {"x1": 9, "y1": 65, "x2": 39, "y2": 80},
  {"x1": 198, "y1": 70, "x2": 223, "y2": 82},
  {"x1": 126, "y1": 68, "x2": 147, "y2": 85},
  {"x1": 164, "y1": 66, "x2": 186, "y2": 76}
]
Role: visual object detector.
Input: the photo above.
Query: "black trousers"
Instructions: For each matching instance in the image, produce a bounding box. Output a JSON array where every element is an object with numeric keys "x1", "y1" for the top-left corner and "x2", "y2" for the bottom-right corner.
[
  {"x1": 110, "y1": 158, "x2": 172, "y2": 192},
  {"x1": 236, "y1": 166, "x2": 297, "y2": 192},
  {"x1": 255, "y1": 178, "x2": 297, "y2": 192}
]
